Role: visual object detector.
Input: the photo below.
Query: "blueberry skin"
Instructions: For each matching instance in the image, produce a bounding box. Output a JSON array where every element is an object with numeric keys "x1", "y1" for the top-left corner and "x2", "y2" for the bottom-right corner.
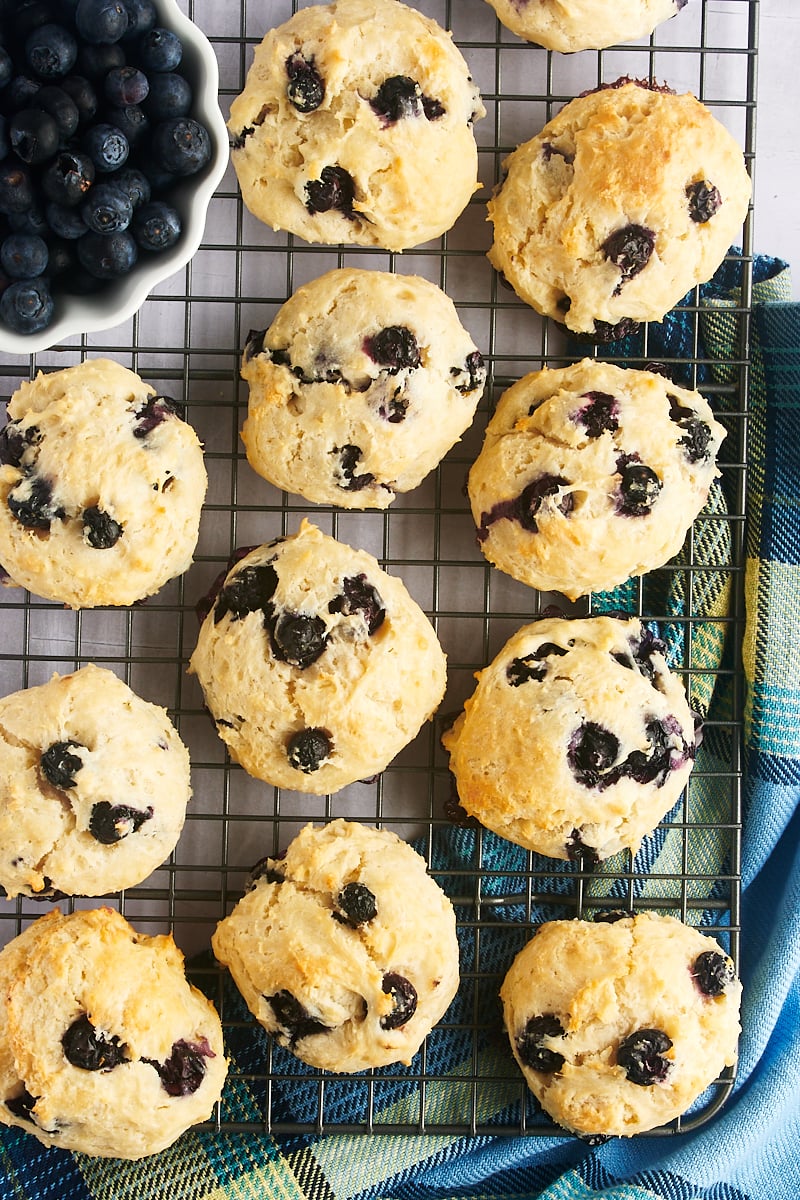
[
  {"x1": 25, "y1": 23, "x2": 78, "y2": 79},
  {"x1": 45, "y1": 200, "x2": 88, "y2": 239},
  {"x1": 151, "y1": 117, "x2": 211, "y2": 176},
  {"x1": 8, "y1": 108, "x2": 60, "y2": 165},
  {"x1": 59, "y1": 75, "x2": 98, "y2": 127},
  {"x1": 104, "y1": 66, "x2": 149, "y2": 109},
  {"x1": 82, "y1": 122, "x2": 129, "y2": 171},
  {"x1": 285, "y1": 53, "x2": 325, "y2": 113},
  {"x1": 77, "y1": 229, "x2": 137, "y2": 278},
  {"x1": 143, "y1": 72, "x2": 191, "y2": 121},
  {"x1": 132, "y1": 199, "x2": 180, "y2": 251},
  {"x1": 0, "y1": 162, "x2": 36, "y2": 215},
  {"x1": 0, "y1": 278, "x2": 54, "y2": 333},
  {"x1": 41, "y1": 150, "x2": 95, "y2": 206},
  {"x1": 77, "y1": 41, "x2": 126, "y2": 79},
  {"x1": 75, "y1": 0, "x2": 129, "y2": 45},
  {"x1": 31, "y1": 84, "x2": 80, "y2": 139},
  {"x1": 1, "y1": 234, "x2": 48, "y2": 280},
  {"x1": 121, "y1": 0, "x2": 157, "y2": 39},
  {"x1": 62, "y1": 1014, "x2": 128, "y2": 1071},
  {"x1": 112, "y1": 166, "x2": 150, "y2": 208},
  {"x1": 81, "y1": 183, "x2": 133, "y2": 234},
  {"x1": 106, "y1": 103, "x2": 149, "y2": 146},
  {"x1": 137, "y1": 27, "x2": 182, "y2": 73}
]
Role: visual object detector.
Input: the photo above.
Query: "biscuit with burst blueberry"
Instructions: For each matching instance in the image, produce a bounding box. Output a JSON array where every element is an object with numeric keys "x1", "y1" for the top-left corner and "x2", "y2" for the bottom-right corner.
[
  {"x1": 212, "y1": 819, "x2": 459, "y2": 1071},
  {"x1": 189, "y1": 520, "x2": 447, "y2": 794},
  {"x1": 442, "y1": 615, "x2": 697, "y2": 863},
  {"x1": 501, "y1": 913, "x2": 740, "y2": 1136},
  {"x1": 0, "y1": 907, "x2": 227, "y2": 1158},
  {"x1": 0, "y1": 357, "x2": 206, "y2": 608},
  {"x1": 228, "y1": 0, "x2": 485, "y2": 250},
  {"x1": 241, "y1": 268, "x2": 485, "y2": 508},
  {"x1": 484, "y1": 0, "x2": 689, "y2": 53},
  {"x1": 487, "y1": 80, "x2": 750, "y2": 335},
  {"x1": 467, "y1": 359, "x2": 725, "y2": 599},
  {"x1": 0, "y1": 664, "x2": 191, "y2": 901}
]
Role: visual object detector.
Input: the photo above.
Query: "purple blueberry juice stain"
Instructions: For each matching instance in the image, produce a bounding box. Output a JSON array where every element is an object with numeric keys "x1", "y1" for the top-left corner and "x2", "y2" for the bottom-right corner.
[
  {"x1": 146, "y1": 1038, "x2": 215, "y2": 1096},
  {"x1": 132, "y1": 394, "x2": 184, "y2": 437}
]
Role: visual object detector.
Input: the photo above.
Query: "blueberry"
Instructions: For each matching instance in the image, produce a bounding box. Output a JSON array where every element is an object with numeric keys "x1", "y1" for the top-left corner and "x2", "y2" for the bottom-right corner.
[
  {"x1": 286, "y1": 727, "x2": 333, "y2": 773},
  {"x1": 516, "y1": 1014, "x2": 566, "y2": 1072},
  {"x1": 0, "y1": 161, "x2": 36, "y2": 214},
  {"x1": 77, "y1": 229, "x2": 137, "y2": 278},
  {"x1": 380, "y1": 973, "x2": 418, "y2": 1030},
  {"x1": 45, "y1": 200, "x2": 88, "y2": 238},
  {"x1": 106, "y1": 102, "x2": 149, "y2": 146},
  {"x1": 271, "y1": 611, "x2": 327, "y2": 668},
  {"x1": 8, "y1": 472, "x2": 64, "y2": 529},
  {"x1": 121, "y1": 0, "x2": 157, "y2": 39},
  {"x1": 103, "y1": 64, "x2": 148, "y2": 106},
  {"x1": 577, "y1": 391, "x2": 619, "y2": 438},
  {"x1": 213, "y1": 562, "x2": 278, "y2": 624},
  {"x1": 617, "y1": 1028, "x2": 672, "y2": 1085},
  {"x1": 6, "y1": 74, "x2": 43, "y2": 111},
  {"x1": 46, "y1": 237, "x2": 78, "y2": 277},
  {"x1": 9, "y1": 108, "x2": 59, "y2": 164},
  {"x1": 0, "y1": 278, "x2": 54, "y2": 332},
  {"x1": 41, "y1": 150, "x2": 95, "y2": 206},
  {"x1": 336, "y1": 443, "x2": 374, "y2": 491},
  {"x1": 0, "y1": 420, "x2": 40, "y2": 467},
  {"x1": 75, "y1": 0, "x2": 129, "y2": 45},
  {"x1": 132, "y1": 199, "x2": 180, "y2": 251},
  {"x1": 602, "y1": 224, "x2": 655, "y2": 290},
  {"x1": 25, "y1": 23, "x2": 77, "y2": 79},
  {"x1": 625, "y1": 716, "x2": 690, "y2": 787},
  {"x1": 40, "y1": 739, "x2": 84, "y2": 789},
  {"x1": 62, "y1": 1014, "x2": 128, "y2": 1071},
  {"x1": 112, "y1": 166, "x2": 150, "y2": 208},
  {"x1": 82, "y1": 504, "x2": 123, "y2": 548},
  {"x1": 77, "y1": 41, "x2": 126, "y2": 79},
  {"x1": 142, "y1": 71, "x2": 191, "y2": 121},
  {"x1": 370, "y1": 75, "x2": 445, "y2": 124},
  {"x1": 328, "y1": 574, "x2": 385, "y2": 634},
  {"x1": 686, "y1": 179, "x2": 721, "y2": 223},
  {"x1": 568, "y1": 722, "x2": 620, "y2": 787},
  {"x1": 692, "y1": 950, "x2": 735, "y2": 997},
  {"x1": 617, "y1": 457, "x2": 662, "y2": 516},
  {"x1": 678, "y1": 419, "x2": 712, "y2": 464},
  {"x1": 137, "y1": 27, "x2": 182, "y2": 73},
  {"x1": 268, "y1": 991, "x2": 330, "y2": 1044},
  {"x1": 592, "y1": 317, "x2": 641, "y2": 343},
  {"x1": 305, "y1": 165, "x2": 355, "y2": 217},
  {"x1": 151, "y1": 116, "x2": 211, "y2": 176},
  {"x1": 81, "y1": 183, "x2": 132, "y2": 234},
  {"x1": 31, "y1": 84, "x2": 80, "y2": 139},
  {"x1": 363, "y1": 325, "x2": 420, "y2": 373},
  {"x1": 506, "y1": 642, "x2": 568, "y2": 686},
  {"x1": 666, "y1": 392, "x2": 695, "y2": 422},
  {"x1": 542, "y1": 141, "x2": 574, "y2": 165},
  {"x1": 285, "y1": 52, "x2": 324, "y2": 113},
  {"x1": 1, "y1": 234, "x2": 48, "y2": 279},
  {"x1": 5, "y1": 1088, "x2": 38, "y2": 1124},
  {"x1": 452, "y1": 350, "x2": 486, "y2": 395},
  {"x1": 59, "y1": 75, "x2": 98, "y2": 127},
  {"x1": 132, "y1": 392, "x2": 183, "y2": 437},
  {"x1": 337, "y1": 882, "x2": 377, "y2": 926},
  {"x1": 82, "y1": 122, "x2": 129, "y2": 171},
  {"x1": 246, "y1": 858, "x2": 284, "y2": 890},
  {"x1": 146, "y1": 1039, "x2": 212, "y2": 1096},
  {"x1": 565, "y1": 828, "x2": 601, "y2": 869},
  {"x1": 0, "y1": 48, "x2": 12, "y2": 91},
  {"x1": 517, "y1": 474, "x2": 573, "y2": 533}
]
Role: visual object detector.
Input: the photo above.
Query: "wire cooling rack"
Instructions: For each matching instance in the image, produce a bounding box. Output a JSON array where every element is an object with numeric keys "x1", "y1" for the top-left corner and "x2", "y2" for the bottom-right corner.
[{"x1": 0, "y1": 0, "x2": 757, "y2": 1140}]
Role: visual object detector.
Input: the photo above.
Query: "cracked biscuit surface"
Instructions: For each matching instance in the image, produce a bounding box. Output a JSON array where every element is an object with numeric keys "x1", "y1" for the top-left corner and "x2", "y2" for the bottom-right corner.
[
  {"x1": 487, "y1": 81, "x2": 751, "y2": 335},
  {"x1": 501, "y1": 913, "x2": 741, "y2": 1136},
  {"x1": 483, "y1": 0, "x2": 688, "y2": 53},
  {"x1": 0, "y1": 665, "x2": 191, "y2": 900},
  {"x1": 467, "y1": 359, "x2": 725, "y2": 599},
  {"x1": 212, "y1": 819, "x2": 460, "y2": 1071},
  {"x1": 228, "y1": 0, "x2": 485, "y2": 250},
  {"x1": 442, "y1": 616, "x2": 697, "y2": 863},
  {"x1": 189, "y1": 520, "x2": 447, "y2": 794},
  {"x1": 0, "y1": 907, "x2": 227, "y2": 1158},
  {"x1": 241, "y1": 268, "x2": 486, "y2": 509},
  {"x1": 0, "y1": 358, "x2": 207, "y2": 608}
]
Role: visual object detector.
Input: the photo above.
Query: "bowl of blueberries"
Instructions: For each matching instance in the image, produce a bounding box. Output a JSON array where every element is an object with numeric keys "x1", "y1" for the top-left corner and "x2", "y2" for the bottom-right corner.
[{"x1": 0, "y1": 0, "x2": 229, "y2": 354}]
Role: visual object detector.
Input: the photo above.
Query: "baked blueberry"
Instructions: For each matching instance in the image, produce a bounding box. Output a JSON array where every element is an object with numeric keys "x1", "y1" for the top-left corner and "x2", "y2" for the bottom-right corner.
[
  {"x1": 380, "y1": 972, "x2": 417, "y2": 1029},
  {"x1": 576, "y1": 391, "x2": 619, "y2": 437},
  {"x1": 518, "y1": 475, "x2": 573, "y2": 533},
  {"x1": 686, "y1": 179, "x2": 722, "y2": 223},
  {"x1": 602, "y1": 224, "x2": 655, "y2": 290},
  {"x1": 305, "y1": 165, "x2": 355, "y2": 217},
  {"x1": 5, "y1": 1088, "x2": 37, "y2": 1124},
  {"x1": 82, "y1": 505, "x2": 123, "y2": 548},
  {"x1": 336, "y1": 881, "x2": 378, "y2": 926},
  {"x1": 271, "y1": 611, "x2": 327, "y2": 668},
  {"x1": 592, "y1": 909, "x2": 636, "y2": 924},
  {"x1": 246, "y1": 858, "x2": 284, "y2": 890},
  {"x1": 692, "y1": 950, "x2": 735, "y2": 997},
  {"x1": 328, "y1": 574, "x2": 385, "y2": 634},
  {"x1": 0, "y1": 421, "x2": 40, "y2": 467},
  {"x1": 617, "y1": 1027, "x2": 672, "y2": 1085},
  {"x1": 506, "y1": 642, "x2": 568, "y2": 686},
  {"x1": 336, "y1": 443, "x2": 374, "y2": 491},
  {"x1": 286, "y1": 727, "x2": 333, "y2": 773},
  {"x1": 452, "y1": 350, "x2": 486, "y2": 395},
  {"x1": 148, "y1": 1038, "x2": 213, "y2": 1097},
  {"x1": 568, "y1": 722, "x2": 620, "y2": 787},
  {"x1": 267, "y1": 990, "x2": 330, "y2": 1043},
  {"x1": 132, "y1": 392, "x2": 182, "y2": 437},
  {"x1": 88, "y1": 800, "x2": 153, "y2": 844},
  {"x1": 213, "y1": 563, "x2": 278, "y2": 624},
  {"x1": 285, "y1": 52, "x2": 324, "y2": 113},
  {"x1": 363, "y1": 325, "x2": 420, "y2": 373},
  {"x1": 62, "y1": 1014, "x2": 128, "y2": 1071},
  {"x1": 369, "y1": 75, "x2": 445, "y2": 124},
  {"x1": 565, "y1": 828, "x2": 601, "y2": 868},
  {"x1": 7, "y1": 473, "x2": 63, "y2": 529},
  {"x1": 516, "y1": 1014, "x2": 566, "y2": 1072},
  {"x1": 616, "y1": 457, "x2": 662, "y2": 516},
  {"x1": 40, "y1": 739, "x2": 84, "y2": 789}
]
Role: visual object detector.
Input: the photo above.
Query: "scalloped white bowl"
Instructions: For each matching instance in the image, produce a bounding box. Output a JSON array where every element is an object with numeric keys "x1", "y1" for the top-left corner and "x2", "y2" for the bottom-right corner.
[{"x1": 0, "y1": 0, "x2": 229, "y2": 357}]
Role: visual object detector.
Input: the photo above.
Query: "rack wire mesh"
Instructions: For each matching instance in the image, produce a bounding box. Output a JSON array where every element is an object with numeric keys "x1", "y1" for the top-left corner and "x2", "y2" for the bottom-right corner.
[{"x1": 0, "y1": 0, "x2": 758, "y2": 1140}]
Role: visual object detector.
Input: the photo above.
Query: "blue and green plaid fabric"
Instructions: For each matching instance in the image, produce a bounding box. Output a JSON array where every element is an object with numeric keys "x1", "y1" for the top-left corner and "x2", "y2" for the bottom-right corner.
[{"x1": 1, "y1": 254, "x2": 798, "y2": 1200}]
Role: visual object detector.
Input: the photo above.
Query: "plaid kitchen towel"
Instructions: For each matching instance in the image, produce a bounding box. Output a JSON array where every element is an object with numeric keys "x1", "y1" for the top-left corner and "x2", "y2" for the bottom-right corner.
[{"x1": 0, "y1": 253, "x2": 797, "y2": 1200}]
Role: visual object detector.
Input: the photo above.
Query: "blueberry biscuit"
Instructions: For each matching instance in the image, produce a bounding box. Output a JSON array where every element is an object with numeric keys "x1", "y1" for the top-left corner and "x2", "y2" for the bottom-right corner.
[
  {"x1": 241, "y1": 269, "x2": 486, "y2": 508},
  {"x1": 442, "y1": 615, "x2": 697, "y2": 863},
  {"x1": 487, "y1": 80, "x2": 751, "y2": 337},
  {"x1": 0, "y1": 665, "x2": 191, "y2": 900},
  {"x1": 228, "y1": 0, "x2": 485, "y2": 250},
  {"x1": 212, "y1": 819, "x2": 459, "y2": 1072},
  {"x1": 189, "y1": 520, "x2": 447, "y2": 794},
  {"x1": 467, "y1": 359, "x2": 725, "y2": 599},
  {"x1": 501, "y1": 913, "x2": 741, "y2": 1136},
  {"x1": 0, "y1": 907, "x2": 227, "y2": 1158},
  {"x1": 0, "y1": 358, "x2": 207, "y2": 608},
  {"x1": 484, "y1": 0, "x2": 688, "y2": 53}
]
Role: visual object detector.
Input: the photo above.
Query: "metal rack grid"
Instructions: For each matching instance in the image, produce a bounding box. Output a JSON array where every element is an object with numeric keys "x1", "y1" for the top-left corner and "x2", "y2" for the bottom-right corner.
[{"x1": 0, "y1": 0, "x2": 757, "y2": 1140}]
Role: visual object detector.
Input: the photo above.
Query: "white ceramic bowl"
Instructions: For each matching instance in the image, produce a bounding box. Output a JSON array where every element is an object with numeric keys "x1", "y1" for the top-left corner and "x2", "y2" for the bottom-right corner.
[{"x1": 0, "y1": 0, "x2": 229, "y2": 357}]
